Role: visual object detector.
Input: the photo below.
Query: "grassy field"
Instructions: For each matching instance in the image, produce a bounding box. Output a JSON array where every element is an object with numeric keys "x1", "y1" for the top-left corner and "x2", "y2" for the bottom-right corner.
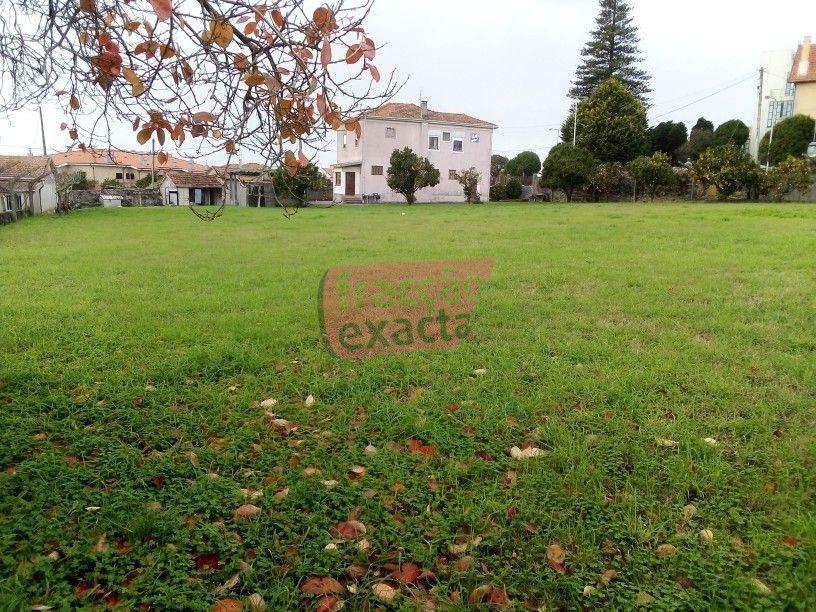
[{"x1": 1, "y1": 203, "x2": 815, "y2": 610}]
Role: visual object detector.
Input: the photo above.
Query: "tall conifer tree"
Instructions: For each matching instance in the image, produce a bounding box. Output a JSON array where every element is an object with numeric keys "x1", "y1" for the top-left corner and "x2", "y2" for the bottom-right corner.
[{"x1": 570, "y1": 0, "x2": 651, "y2": 104}]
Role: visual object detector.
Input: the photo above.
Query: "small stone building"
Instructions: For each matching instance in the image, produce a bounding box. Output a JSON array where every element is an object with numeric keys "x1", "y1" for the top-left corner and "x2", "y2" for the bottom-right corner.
[{"x1": 161, "y1": 172, "x2": 224, "y2": 206}]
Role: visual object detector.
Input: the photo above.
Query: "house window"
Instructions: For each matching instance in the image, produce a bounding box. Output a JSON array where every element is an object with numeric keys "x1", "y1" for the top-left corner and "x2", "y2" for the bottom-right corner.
[
  {"x1": 2, "y1": 195, "x2": 12, "y2": 212},
  {"x1": 371, "y1": 165, "x2": 384, "y2": 176},
  {"x1": 429, "y1": 136, "x2": 439, "y2": 150},
  {"x1": 14, "y1": 193, "x2": 23, "y2": 211},
  {"x1": 335, "y1": 172, "x2": 342, "y2": 186},
  {"x1": 785, "y1": 82, "x2": 796, "y2": 97},
  {"x1": 115, "y1": 172, "x2": 123, "y2": 180},
  {"x1": 781, "y1": 100, "x2": 794, "y2": 119},
  {"x1": 342, "y1": 133, "x2": 347, "y2": 148},
  {"x1": 442, "y1": 132, "x2": 451, "y2": 142},
  {"x1": 449, "y1": 170, "x2": 458, "y2": 180},
  {"x1": 189, "y1": 188, "x2": 204, "y2": 204},
  {"x1": 126, "y1": 172, "x2": 135, "y2": 180},
  {"x1": 453, "y1": 138, "x2": 463, "y2": 152},
  {"x1": 355, "y1": 137, "x2": 360, "y2": 148},
  {"x1": 385, "y1": 127, "x2": 396, "y2": 138},
  {"x1": 470, "y1": 133, "x2": 480, "y2": 143}
]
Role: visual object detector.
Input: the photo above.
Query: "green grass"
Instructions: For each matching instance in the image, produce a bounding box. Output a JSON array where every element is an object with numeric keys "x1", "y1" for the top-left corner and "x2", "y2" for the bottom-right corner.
[{"x1": 1, "y1": 203, "x2": 815, "y2": 610}]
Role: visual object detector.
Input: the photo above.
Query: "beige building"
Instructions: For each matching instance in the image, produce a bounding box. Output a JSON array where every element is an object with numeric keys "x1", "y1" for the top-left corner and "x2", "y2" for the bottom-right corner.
[
  {"x1": 333, "y1": 101, "x2": 497, "y2": 203},
  {"x1": 51, "y1": 148, "x2": 210, "y2": 186},
  {"x1": 0, "y1": 155, "x2": 58, "y2": 221},
  {"x1": 790, "y1": 36, "x2": 816, "y2": 120}
]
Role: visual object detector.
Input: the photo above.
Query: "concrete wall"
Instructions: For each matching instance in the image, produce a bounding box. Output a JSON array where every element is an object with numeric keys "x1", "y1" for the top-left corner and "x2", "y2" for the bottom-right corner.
[{"x1": 102, "y1": 188, "x2": 161, "y2": 206}]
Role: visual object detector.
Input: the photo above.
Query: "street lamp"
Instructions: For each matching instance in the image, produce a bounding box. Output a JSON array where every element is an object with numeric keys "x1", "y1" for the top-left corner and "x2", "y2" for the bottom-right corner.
[{"x1": 764, "y1": 94, "x2": 779, "y2": 171}]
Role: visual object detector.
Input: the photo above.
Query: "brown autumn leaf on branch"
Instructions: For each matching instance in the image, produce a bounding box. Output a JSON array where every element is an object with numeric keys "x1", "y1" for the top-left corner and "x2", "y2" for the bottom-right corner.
[{"x1": 0, "y1": 0, "x2": 401, "y2": 209}]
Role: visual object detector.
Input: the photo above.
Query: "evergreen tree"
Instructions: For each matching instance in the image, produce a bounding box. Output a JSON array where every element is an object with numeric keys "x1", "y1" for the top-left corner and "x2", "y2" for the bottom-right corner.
[{"x1": 570, "y1": 0, "x2": 651, "y2": 104}]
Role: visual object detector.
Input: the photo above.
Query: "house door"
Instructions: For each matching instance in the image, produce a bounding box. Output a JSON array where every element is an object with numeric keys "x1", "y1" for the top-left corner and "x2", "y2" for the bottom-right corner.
[
  {"x1": 345, "y1": 172, "x2": 356, "y2": 196},
  {"x1": 168, "y1": 190, "x2": 178, "y2": 206}
]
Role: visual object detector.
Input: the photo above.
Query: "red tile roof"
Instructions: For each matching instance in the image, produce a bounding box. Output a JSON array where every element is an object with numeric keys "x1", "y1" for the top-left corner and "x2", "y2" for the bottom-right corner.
[
  {"x1": 51, "y1": 148, "x2": 210, "y2": 173},
  {"x1": 363, "y1": 103, "x2": 497, "y2": 128},
  {"x1": 0, "y1": 155, "x2": 52, "y2": 182},
  {"x1": 165, "y1": 172, "x2": 223, "y2": 188},
  {"x1": 213, "y1": 162, "x2": 269, "y2": 175},
  {"x1": 789, "y1": 38, "x2": 816, "y2": 83}
]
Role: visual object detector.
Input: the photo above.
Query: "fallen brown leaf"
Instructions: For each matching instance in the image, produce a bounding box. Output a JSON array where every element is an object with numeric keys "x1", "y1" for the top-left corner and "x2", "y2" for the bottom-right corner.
[{"x1": 300, "y1": 576, "x2": 344, "y2": 595}]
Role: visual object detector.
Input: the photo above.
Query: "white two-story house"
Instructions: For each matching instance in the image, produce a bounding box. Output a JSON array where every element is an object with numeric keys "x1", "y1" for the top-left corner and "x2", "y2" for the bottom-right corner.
[{"x1": 332, "y1": 101, "x2": 497, "y2": 203}]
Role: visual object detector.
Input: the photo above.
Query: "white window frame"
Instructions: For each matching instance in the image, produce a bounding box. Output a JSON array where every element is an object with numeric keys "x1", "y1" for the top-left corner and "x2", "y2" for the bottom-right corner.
[
  {"x1": 428, "y1": 135, "x2": 440, "y2": 151},
  {"x1": 385, "y1": 127, "x2": 396, "y2": 139},
  {"x1": 470, "y1": 133, "x2": 480, "y2": 143},
  {"x1": 448, "y1": 170, "x2": 458, "y2": 180},
  {"x1": 342, "y1": 133, "x2": 348, "y2": 148},
  {"x1": 442, "y1": 132, "x2": 451, "y2": 142},
  {"x1": 371, "y1": 165, "x2": 384, "y2": 176},
  {"x1": 452, "y1": 138, "x2": 464, "y2": 153},
  {"x1": 334, "y1": 172, "x2": 342, "y2": 187},
  {"x1": 2, "y1": 194, "x2": 12, "y2": 212}
]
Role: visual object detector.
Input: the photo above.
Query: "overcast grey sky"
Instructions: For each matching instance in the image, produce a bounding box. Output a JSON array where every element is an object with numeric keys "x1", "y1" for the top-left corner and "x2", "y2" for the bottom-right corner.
[{"x1": 0, "y1": 0, "x2": 810, "y2": 166}]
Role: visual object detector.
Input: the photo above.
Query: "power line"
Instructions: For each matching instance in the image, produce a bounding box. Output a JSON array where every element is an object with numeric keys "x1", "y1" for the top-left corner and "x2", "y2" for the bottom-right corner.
[{"x1": 651, "y1": 71, "x2": 759, "y2": 120}]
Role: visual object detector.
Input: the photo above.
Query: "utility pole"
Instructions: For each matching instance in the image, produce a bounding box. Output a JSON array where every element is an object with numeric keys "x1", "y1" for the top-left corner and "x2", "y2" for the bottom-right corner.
[
  {"x1": 754, "y1": 67, "x2": 764, "y2": 160},
  {"x1": 151, "y1": 138, "x2": 156, "y2": 186},
  {"x1": 38, "y1": 108, "x2": 47, "y2": 156}
]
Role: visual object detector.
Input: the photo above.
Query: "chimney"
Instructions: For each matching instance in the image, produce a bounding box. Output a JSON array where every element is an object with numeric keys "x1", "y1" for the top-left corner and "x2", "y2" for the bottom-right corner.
[
  {"x1": 799, "y1": 36, "x2": 812, "y2": 77},
  {"x1": 420, "y1": 100, "x2": 428, "y2": 120}
]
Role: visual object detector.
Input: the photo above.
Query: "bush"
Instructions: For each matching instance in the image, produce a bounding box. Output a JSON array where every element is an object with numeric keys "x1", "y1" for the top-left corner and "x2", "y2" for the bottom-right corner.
[
  {"x1": 489, "y1": 184, "x2": 506, "y2": 202},
  {"x1": 540, "y1": 144, "x2": 598, "y2": 202},
  {"x1": 628, "y1": 152, "x2": 676, "y2": 200},
  {"x1": 693, "y1": 144, "x2": 760, "y2": 200},
  {"x1": 763, "y1": 156, "x2": 813, "y2": 201},
  {"x1": 759, "y1": 114, "x2": 816, "y2": 166},
  {"x1": 591, "y1": 162, "x2": 627, "y2": 200},
  {"x1": 712, "y1": 119, "x2": 750, "y2": 149},
  {"x1": 504, "y1": 179, "x2": 522, "y2": 200},
  {"x1": 135, "y1": 174, "x2": 162, "y2": 188},
  {"x1": 101, "y1": 178, "x2": 121, "y2": 188},
  {"x1": 386, "y1": 147, "x2": 440, "y2": 204},
  {"x1": 455, "y1": 167, "x2": 481, "y2": 203}
]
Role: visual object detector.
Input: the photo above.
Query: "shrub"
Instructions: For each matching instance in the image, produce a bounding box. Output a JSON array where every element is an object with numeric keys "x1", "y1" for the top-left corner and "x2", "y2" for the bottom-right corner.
[
  {"x1": 489, "y1": 184, "x2": 506, "y2": 202},
  {"x1": 591, "y1": 162, "x2": 627, "y2": 200},
  {"x1": 135, "y1": 174, "x2": 162, "y2": 188},
  {"x1": 455, "y1": 167, "x2": 481, "y2": 203},
  {"x1": 101, "y1": 178, "x2": 121, "y2": 188},
  {"x1": 712, "y1": 119, "x2": 750, "y2": 149},
  {"x1": 386, "y1": 147, "x2": 440, "y2": 204},
  {"x1": 763, "y1": 156, "x2": 813, "y2": 201},
  {"x1": 759, "y1": 114, "x2": 816, "y2": 166},
  {"x1": 628, "y1": 152, "x2": 676, "y2": 200},
  {"x1": 540, "y1": 144, "x2": 598, "y2": 202},
  {"x1": 692, "y1": 144, "x2": 760, "y2": 200},
  {"x1": 505, "y1": 151, "x2": 541, "y2": 185},
  {"x1": 504, "y1": 179, "x2": 522, "y2": 200}
]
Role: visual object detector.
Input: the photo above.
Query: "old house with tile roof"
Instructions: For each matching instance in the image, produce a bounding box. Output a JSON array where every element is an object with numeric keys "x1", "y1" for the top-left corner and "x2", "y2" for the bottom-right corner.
[
  {"x1": 160, "y1": 172, "x2": 224, "y2": 206},
  {"x1": 332, "y1": 101, "x2": 497, "y2": 203},
  {"x1": 51, "y1": 148, "x2": 210, "y2": 186},
  {"x1": 212, "y1": 163, "x2": 274, "y2": 206},
  {"x1": 0, "y1": 155, "x2": 58, "y2": 222}
]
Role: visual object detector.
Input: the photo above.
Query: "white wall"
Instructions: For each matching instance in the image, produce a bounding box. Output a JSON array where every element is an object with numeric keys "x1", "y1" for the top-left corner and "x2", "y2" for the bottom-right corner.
[
  {"x1": 38, "y1": 173, "x2": 57, "y2": 214},
  {"x1": 343, "y1": 118, "x2": 493, "y2": 202}
]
